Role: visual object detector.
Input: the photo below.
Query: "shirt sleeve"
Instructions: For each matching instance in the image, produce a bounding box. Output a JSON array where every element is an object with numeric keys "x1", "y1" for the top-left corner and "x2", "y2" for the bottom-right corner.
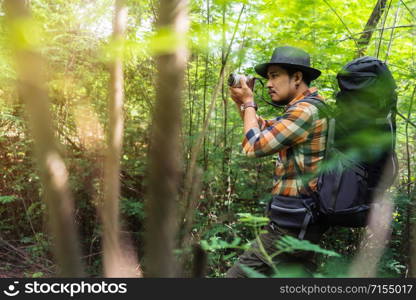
[
  {"x1": 257, "y1": 116, "x2": 275, "y2": 130},
  {"x1": 242, "y1": 103, "x2": 315, "y2": 157}
]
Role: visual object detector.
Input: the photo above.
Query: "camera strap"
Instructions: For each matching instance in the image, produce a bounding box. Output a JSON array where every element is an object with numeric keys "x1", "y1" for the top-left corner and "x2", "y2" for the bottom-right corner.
[{"x1": 254, "y1": 78, "x2": 287, "y2": 109}]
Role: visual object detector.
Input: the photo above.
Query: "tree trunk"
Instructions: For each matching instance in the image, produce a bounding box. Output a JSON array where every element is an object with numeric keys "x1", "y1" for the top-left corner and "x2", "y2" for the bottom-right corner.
[
  {"x1": 348, "y1": 165, "x2": 394, "y2": 277},
  {"x1": 356, "y1": 0, "x2": 388, "y2": 57},
  {"x1": 4, "y1": 0, "x2": 83, "y2": 277},
  {"x1": 181, "y1": 3, "x2": 245, "y2": 210},
  {"x1": 221, "y1": 2, "x2": 228, "y2": 176},
  {"x1": 102, "y1": 0, "x2": 139, "y2": 277},
  {"x1": 187, "y1": 62, "x2": 193, "y2": 146},
  {"x1": 178, "y1": 3, "x2": 245, "y2": 255},
  {"x1": 202, "y1": 0, "x2": 211, "y2": 171},
  {"x1": 410, "y1": 177, "x2": 416, "y2": 277},
  {"x1": 145, "y1": 0, "x2": 188, "y2": 277},
  {"x1": 406, "y1": 87, "x2": 415, "y2": 277}
]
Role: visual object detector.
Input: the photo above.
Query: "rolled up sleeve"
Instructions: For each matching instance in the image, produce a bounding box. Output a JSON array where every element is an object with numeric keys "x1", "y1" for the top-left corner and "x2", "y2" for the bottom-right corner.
[{"x1": 242, "y1": 103, "x2": 315, "y2": 157}]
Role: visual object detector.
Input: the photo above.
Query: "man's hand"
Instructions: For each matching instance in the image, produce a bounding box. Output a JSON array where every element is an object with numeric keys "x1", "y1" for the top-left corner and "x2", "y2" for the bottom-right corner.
[{"x1": 229, "y1": 76, "x2": 254, "y2": 104}]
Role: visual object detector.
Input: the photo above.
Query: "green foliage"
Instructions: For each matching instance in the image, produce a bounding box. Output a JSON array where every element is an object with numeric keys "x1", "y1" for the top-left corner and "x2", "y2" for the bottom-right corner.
[
  {"x1": 0, "y1": 195, "x2": 18, "y2": 204},
  {"x1": 237, "y1": 213, "x2": 269, "y2": 227},
  {"x1": 201, "y1": 236, "x2": 246, "y2": 251},
  {"x1": 21, "y1": 233, "x2": 50, "y2": 262},
  {"x1": 120, "y1": 197, "x2": 144, "y2": 219},
  {"x1": 30, "y1": 272, "x2": 44, "y2": 278},
  {"x1": 276, "y1": 235, "x2": 340, "y2": 257},
  {"x1": 0, "y1": 0, "x2": 415, "y2": 277},
  {"x1": 239, "y1": 265, "x2": 267, "y2": 278}
]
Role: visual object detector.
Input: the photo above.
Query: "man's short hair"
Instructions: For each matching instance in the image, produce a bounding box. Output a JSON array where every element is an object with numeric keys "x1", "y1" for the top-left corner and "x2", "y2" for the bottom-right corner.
[{"x1": 282, "y1": 66, "x2": 312, "y2": 86}]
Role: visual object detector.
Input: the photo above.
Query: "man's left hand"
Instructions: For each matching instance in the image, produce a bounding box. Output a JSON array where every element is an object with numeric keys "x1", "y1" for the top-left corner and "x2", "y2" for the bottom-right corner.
[{"x1": 230, "y1": 77, "x2": 254, "y2": 104}]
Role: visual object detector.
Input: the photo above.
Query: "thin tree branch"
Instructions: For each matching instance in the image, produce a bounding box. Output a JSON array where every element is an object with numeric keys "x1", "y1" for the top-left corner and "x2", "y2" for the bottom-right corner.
[
  {"x1": 384, "y1": 1, "x2": 401, "y2": 62},
  {"x1": 400, "y1": 0, "x2": 416, "y2": 21},
  {"x1": 376, "y1": 0, "x2": 393, "y2": 58},
  {"x1": 397, "y1": 111, "x2": 416, "y2": 128},
  {"x1": 322, "y1": 0, "x2": 359, "y2": 51},
  {"x1": 338, "y1": 24, "x2": 415, "y2": 42}
]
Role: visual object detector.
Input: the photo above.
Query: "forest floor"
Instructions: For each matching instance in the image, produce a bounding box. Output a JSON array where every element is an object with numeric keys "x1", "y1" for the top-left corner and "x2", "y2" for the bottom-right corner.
[{"x1": 0, "y1": 239, "x2": 53, "y2": 278}]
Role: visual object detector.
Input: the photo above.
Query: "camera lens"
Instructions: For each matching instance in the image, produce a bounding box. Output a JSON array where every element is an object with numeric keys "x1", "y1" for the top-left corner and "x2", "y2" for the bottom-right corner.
[{"x1": 228, "y1": 73, "x2": 241, "y2": 87}]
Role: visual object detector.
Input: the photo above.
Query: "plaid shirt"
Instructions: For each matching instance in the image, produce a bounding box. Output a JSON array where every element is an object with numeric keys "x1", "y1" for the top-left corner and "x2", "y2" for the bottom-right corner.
[{"x1": 242, "y1": 87, "x2": 327, "y2": 197}]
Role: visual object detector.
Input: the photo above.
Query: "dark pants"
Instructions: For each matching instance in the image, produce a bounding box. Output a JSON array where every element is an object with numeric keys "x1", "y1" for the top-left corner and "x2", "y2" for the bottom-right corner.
[{"x1": 225, "y1": 222, "x2": 328, "y2": 278}]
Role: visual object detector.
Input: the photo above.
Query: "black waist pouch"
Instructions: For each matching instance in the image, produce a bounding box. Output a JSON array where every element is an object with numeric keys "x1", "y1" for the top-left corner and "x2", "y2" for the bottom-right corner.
[{"x1": 267, "y1": 195, "x2": 317, "y2": 239}]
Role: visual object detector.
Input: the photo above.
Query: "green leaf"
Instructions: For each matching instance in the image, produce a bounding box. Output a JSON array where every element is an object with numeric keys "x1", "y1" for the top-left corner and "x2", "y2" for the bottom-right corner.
[
  {"x1": 200, "y1": 236, "x2": 246, "y2": 251},
  {"x1": 276, "y1": 235, "x2": 340, "y2": 257},
  {"x1": 31, "y1": 272, "x2": 44, "y2": 278},
  {"x1": 239, "y1": 265, "x2": 267, "y2": 278},
  {"x1": 237, "y1": 213, "x2": 269, "y2": 227},
  {"x1": 0, "y1": 195, "x2": 18, "y2": 204}
]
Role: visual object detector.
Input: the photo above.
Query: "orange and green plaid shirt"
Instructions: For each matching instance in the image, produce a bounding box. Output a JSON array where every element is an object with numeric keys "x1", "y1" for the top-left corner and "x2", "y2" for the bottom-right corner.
[{"x1": 242, "y1": 87, "x2": 327, "y2": 197}]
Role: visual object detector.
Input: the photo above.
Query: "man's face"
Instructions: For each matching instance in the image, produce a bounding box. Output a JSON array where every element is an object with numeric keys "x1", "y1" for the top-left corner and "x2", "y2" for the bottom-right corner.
[{"x1": 266, "y1": 65, "x2": 297, "y2": 104}]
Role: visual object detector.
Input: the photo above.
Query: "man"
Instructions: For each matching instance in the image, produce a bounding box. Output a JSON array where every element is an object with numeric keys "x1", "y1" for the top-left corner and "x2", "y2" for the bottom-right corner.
[{"x1": 226, "y1": 46, "x2": 328, "y2": 278}]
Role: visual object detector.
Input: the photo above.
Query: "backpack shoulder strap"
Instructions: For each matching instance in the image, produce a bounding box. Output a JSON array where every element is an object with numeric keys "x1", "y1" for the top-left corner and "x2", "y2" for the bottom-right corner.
[
  {"x1": 294, "y1": 97, "x2": 328, "y2": 117},
  {"x1": 294, "y1": 97, "x2": 335, "y2": 158},
  {"x1": 291, "y1": 96, "x2": 336, "y2": 199},
  {"x1": 295, "y1": 97, "x2": 325, "y2": 106}
]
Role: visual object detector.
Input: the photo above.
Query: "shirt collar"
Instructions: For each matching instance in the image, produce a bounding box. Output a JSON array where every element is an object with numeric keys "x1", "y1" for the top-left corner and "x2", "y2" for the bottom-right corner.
[{"x1": 286, "y1": 87, "x2": 319, "y2": 108}]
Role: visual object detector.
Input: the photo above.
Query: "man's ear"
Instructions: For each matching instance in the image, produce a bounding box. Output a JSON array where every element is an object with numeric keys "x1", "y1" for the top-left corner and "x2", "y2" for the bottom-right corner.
[{"x1": 293, "y1": 71, "x2": 303, "y2": 85}]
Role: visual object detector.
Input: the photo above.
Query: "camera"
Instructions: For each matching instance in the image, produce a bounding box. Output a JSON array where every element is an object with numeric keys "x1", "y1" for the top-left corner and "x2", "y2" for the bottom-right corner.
[{"x1": 228, "y1": 73, "x2": 256, "y2": 90}]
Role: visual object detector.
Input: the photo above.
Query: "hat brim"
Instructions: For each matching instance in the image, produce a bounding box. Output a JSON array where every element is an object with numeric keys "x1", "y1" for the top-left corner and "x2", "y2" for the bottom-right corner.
[{"x1": 254, "y1": 63, "x2": 321, "y2": 81}]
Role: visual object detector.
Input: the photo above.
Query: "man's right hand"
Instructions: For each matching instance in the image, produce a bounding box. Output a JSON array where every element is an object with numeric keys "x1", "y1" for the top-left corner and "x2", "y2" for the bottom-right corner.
[
  {"x1": 229, "y1": 93, "x2": 243, "y2": 105},
  {"x1": 229, "y1": 77, "x2": 254, "y2": 105}
]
